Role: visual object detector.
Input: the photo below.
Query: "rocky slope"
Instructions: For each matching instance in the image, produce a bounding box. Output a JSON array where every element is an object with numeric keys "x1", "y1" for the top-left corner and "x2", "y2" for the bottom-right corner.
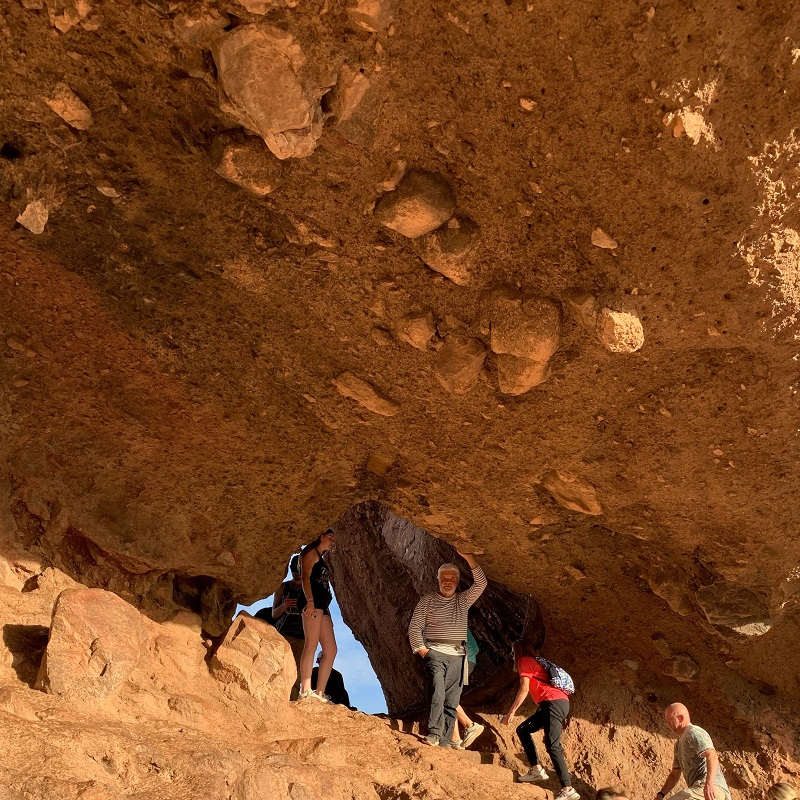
[{"x1": 1, "y1": 0, "x2": 799, "y2": 794}]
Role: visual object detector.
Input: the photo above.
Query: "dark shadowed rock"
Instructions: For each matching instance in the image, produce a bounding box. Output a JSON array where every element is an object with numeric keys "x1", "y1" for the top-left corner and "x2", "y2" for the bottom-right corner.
[
  {"x1": 36, "y1": 588, "x2": 148, "y2": 705},
  {"x1": 696, "y1": 581, "x2": 772, "y2": 637},
  {"x1": 374, "y1": 171, "x2": 456, "y2": 239},
  {"x1": 662, "y1": 652, "x2": 700, "y2": 682}
]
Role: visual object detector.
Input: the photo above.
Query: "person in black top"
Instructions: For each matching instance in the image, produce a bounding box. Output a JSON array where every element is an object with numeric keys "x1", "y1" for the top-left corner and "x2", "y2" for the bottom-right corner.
[
  {"x1": 297, "y1": 528, "x2": 337, "y2": 702},
  {"x1": 270, "y1": 554, "x2": 305, "y2": 700}
]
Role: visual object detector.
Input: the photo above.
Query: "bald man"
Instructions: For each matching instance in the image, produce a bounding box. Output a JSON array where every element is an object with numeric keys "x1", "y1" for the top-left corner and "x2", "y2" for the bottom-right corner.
[{"x1": 655, "y1": 704, "x2": 731, "y2": 800}]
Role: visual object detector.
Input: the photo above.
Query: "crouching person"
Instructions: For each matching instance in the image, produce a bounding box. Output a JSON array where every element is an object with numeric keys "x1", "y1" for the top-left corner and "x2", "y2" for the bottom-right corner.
[{"x1": 408, "y1": 551, "x2": 487, "y2": 748}]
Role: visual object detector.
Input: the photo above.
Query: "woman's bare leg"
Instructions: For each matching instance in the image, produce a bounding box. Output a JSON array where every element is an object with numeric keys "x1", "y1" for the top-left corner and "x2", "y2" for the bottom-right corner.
[
  {"x1": 299, "y1": 612, "x2": 322, "y2": 694},
  {"x1": 315, "y1": 614, "x2": 338, "y2": 697}
]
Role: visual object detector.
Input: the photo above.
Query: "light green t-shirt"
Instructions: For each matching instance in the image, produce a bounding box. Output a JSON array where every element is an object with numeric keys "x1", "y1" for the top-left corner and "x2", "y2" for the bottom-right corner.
[{"x1": 673, "y1": 725, "x2": 731, "y2": 800}]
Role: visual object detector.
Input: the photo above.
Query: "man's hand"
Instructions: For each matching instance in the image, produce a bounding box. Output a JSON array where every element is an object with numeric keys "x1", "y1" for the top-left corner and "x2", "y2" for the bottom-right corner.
[
  {"x1": 418, "y1": 647, "x2": 429, "y2": 658},
  {"x1": 456, "y1": 550, "x2": 477, "y2": 568},
  {"x1": 500, "y1": 712, "x2": 513, "y2": 725},
  {"x1": 703, "y1": 782, "x2": 716, "y2": 800},
  {"x1": 284, "y1": 597, "x2": 297, "y2": 609}
]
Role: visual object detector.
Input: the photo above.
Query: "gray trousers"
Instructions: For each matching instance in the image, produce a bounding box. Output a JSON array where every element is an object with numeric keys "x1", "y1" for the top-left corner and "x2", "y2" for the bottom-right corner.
[{"x1": 425, "y1": 651, "x2": 464, "y2": 742}]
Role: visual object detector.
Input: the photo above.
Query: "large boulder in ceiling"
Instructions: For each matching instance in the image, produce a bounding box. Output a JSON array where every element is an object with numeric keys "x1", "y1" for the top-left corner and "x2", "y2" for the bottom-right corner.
[
  {"x1": 212, "y1": 24, "x2": 323, "y2": 160},
  {"x1": 374, "y1": 170, "x2": 456, "y2": 238},
  {"x1": 696, "y1": 581, "x2": 772, "y2": 637}
]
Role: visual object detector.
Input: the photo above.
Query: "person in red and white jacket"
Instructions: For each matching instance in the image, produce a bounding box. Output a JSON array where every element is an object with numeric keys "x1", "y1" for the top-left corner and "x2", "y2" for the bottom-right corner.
[{"x1": 501, "y1": 641, "x2": 578, "y2": 800}]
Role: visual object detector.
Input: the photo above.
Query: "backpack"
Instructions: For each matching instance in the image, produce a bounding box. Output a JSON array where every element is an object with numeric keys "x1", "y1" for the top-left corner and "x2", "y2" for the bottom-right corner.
[{"x1": 534, "y1": 656, "x2": 575, "y2": 695}]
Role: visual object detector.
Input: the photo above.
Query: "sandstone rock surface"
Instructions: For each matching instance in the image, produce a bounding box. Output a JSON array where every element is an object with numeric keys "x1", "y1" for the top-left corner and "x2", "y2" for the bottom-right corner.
[
  {"x1": 212, "y1": 25, "x2": 322, "y2": 159},
  {"x1": 16, "y1": 200, "x2": 49, "y2": 234},
  {"x1": 209, "y1": 613, "x2": 295, "y2": 704},
  {"x1": 36, "y1": 588, "x2": 148, "y2": 704},
  {"x1": 334, "y1": 371, "x2": 399, "y2": 416},
  {"x1": 433, "y1": 335, "x2": 486, "y2": 394},
  {"x1": 374, "y1": 171, "x2": 456, "y2": 238},
  {"x1": 661, "y1": 652, "x2": 700, "y2": 682},
  {"x1": 696, "y1": 581, "x2": 772, "y2": 637},
  {"x1": 416, "y1": 215, "x2": 480, "y2": 284},
  {"x1": 541, "y1": 470, "x2": 602, "y2": 515}
]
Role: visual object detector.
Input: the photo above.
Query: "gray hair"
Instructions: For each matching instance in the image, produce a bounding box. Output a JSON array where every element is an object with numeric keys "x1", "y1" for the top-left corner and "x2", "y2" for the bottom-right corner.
[{"x1": 438, "y1": 563, "x2": 461, "y2": 580}]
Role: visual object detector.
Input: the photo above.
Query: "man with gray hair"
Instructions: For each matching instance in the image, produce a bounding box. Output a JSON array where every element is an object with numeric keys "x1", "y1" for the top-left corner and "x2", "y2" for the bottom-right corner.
[{"x1": 408, "y1": 550, "x2": 487, "y2": 747}]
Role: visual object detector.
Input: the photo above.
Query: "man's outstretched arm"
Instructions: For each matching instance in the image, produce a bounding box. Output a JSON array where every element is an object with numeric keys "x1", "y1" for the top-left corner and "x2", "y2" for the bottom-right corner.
[{"x1": 458, "y1": 550, "x2": 487, "y2": 606}]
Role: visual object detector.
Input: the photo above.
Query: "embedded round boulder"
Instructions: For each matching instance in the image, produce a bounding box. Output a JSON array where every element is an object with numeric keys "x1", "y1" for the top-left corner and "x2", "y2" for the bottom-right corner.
[
  {"x1": 211, "y1": 135, "x2": 283, "y2": 196},
  {"x1": 661, "y1": 652, "x2": 700, "y2": 682},
  {"x1": 433, "y1": 335, "x2": 486, "y2": 394},
  {"x1": 695, "y1": 581, "x2": 772, "y2": 637},
  {"x1": 374, "y1": 170, "x2": 456, "y2": 239},
  {"x1": 416, "y1": 216, "x2": 480, "y2": 285},
  {"x1": 488, "y1": 289, "x2": 561, "y2": 362},
  {"x1": 212, "y1": 24, "x2": 322, "y2": 160},
  {"x1": 495, "y1": 353, "x2": 550, "y2": 395}
]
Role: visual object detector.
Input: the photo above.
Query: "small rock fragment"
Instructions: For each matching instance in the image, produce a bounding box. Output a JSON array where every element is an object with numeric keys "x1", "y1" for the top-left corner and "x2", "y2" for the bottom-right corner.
[
  {"x1": 771, "y1": 566, "x2": 800, "y2": 619},
  {"x1": 334, "y1": 371, "x2": 399, "y2": 416},
  {"x1": 496, "y1": 353, "x2": 550, "y2": 395},
  {"x1": 662, "y1": 652, "x2": 700, "y2": 682},
  {"x1": 16, "y1": 200, "x2": 49, "y2": 234},
  {"x1": 370, "y1": 327, "x2": 394, "y2": 346},
  {"x1": 395, "y1": 309, "x2": 436, "y2": 350},
  {"x1": 565, "y1": 289, "x2": 644, "y2": 354},
  {"x1": 36, "y1": 588, "x2": 148, "y2": 705},
  {"x1": 519, "y1": 97, "x2": 537, "y2": 111},
  {"x1": 46, "y1": 0, "x2": 91, "y2": 32},
  {"x1": 96, "y1": 186, "x2": 120, "y2": 198},
  {"x1": 44, "y1": 83, "x2": 93, "y2": 130},
  {"x1": 173, "y1": 10, "x2": 230, "y2": 47},
  {"x1": 347, "y1": 0, "x2": 396, "y2": 32},
  {"x1": 366, "y1": 451, "x2": 394, "y2": 475},
  {"x1": 377, "y1": 159, "x2": 407, "y2": 192},
  {"x1": 564, "y1": 288, "x2": 599, "y2": 330},
  {"x1": 329, "y1": 64, "x2": 372, "y2": 125},
  {"x1": 211, "y1": 134, "x2": 282, "y2": 196},
  {"x1": 374, "y1": 170, "x2": 456, "y2": 239},
  {"x1": 433, "y1": 335, "x2": 486, "y2": 394},
  {"x1": 416, "y1": 215, "x2": 480, "y2": 285},
  {"x1": 212, "y1": 24, "x2": 323, "y2": 160},
  {"x1": 542, "y1": 470, "x2": 602, "y2": 515},
  {"x1": 591, "y1": 227, "x2": 618, "y2": 249}
]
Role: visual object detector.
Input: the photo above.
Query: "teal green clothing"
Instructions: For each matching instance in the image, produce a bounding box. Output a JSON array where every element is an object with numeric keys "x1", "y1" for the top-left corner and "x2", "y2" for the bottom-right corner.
[{"x1": 466, "y1": 629, "x2": 479, "y2": 664}]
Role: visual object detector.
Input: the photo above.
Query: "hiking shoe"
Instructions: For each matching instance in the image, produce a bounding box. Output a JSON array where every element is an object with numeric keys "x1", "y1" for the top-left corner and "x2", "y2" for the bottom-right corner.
[
  {"x1": 424, "y1": 734, "x2": 440, "y2": 746},
  {"x1": 461, "y1": 722, "x2": 485, "y2": 749},
  {"x1": 519, "y1": 766, "x2": 549, "y2": 783},
  {"x1": 556, "y1": 788, "x2": 579, "y2": 800},
  {"x1": 439, "y1": 739, "x2": 460, "y2": 749},
  {"x1": 298, "y1": 690, "x2": 328, "y2": 703}
]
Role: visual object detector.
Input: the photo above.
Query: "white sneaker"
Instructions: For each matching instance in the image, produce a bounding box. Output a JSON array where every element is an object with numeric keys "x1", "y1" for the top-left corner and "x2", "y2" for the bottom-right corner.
[
  {"x1": 461, "y1": 723, "x2": 485, "y2": 749},
  {"x1": 297, "y1": 690, "x2": 328, "y2": 703},
  {"x1": 519, "y1": 766, "x2": 549, "y2": 783},
  {"x1": 556, "y1": 788, "x2": 579, "y2": 800}
]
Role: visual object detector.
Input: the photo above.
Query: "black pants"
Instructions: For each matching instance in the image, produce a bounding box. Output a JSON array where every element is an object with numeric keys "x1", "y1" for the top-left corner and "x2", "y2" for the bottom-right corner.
[
  {"x1": 516, "y1": 699, "x2": 571, "y2": 787},
  {"x1": 425, "y1": 651, "x2": 464, "y2": 742}
]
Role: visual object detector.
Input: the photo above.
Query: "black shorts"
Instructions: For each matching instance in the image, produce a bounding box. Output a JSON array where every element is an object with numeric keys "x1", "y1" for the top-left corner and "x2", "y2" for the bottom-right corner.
[{"x1": 296, "y1": 592, "x2": 331, "y2": 616}]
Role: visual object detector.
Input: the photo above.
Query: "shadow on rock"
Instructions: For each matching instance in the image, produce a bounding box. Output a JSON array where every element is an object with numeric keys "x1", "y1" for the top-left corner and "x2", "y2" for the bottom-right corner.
[{"x1": 2, "y1": 623, "x2": 49, "y2": 687}]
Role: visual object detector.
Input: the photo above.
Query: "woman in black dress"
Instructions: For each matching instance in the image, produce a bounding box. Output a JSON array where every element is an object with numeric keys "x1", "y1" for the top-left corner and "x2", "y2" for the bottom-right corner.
[{"x1": 297, "y1": 528, "x2": 337, "y2": 702}]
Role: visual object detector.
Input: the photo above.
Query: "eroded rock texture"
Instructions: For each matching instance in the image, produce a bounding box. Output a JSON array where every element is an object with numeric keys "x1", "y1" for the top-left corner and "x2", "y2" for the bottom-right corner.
[{"x1": 1, "y1": 0, "x2": 800, "y2": 795}]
